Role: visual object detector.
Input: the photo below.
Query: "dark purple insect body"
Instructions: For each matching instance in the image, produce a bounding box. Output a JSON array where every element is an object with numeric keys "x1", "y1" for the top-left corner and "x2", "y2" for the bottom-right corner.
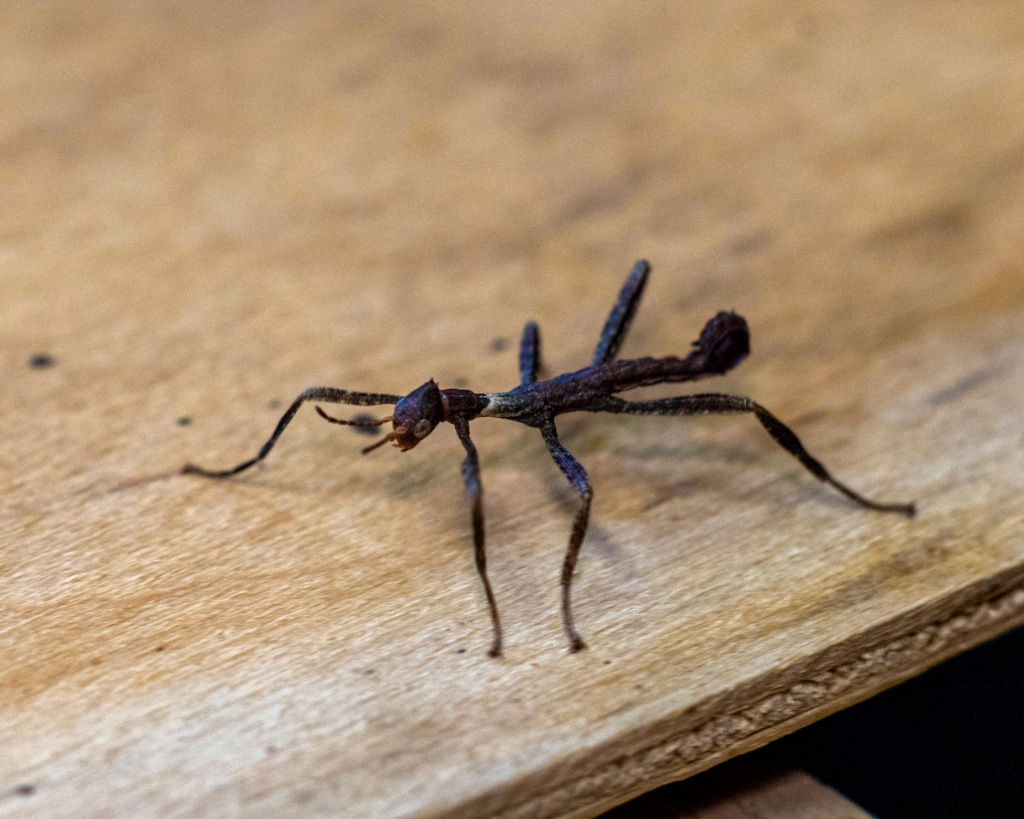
[{"x1": 184, "y1": 261, "x2": 914, "y2": 657}]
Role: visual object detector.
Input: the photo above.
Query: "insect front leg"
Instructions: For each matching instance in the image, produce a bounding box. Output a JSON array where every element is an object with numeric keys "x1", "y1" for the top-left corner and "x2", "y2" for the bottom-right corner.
[
  {"x1": 452, "y1": 417, "x2": 503, "y2": 657},
  {"x1": 600, "y1": 394, "x2": 916, "y2": 515},
  {"x1": 540, "y1": 418, "x2": 593, "y2": 653},
  {"x1": 182, "y1": 387, "x2": 402, "y2": 478}
]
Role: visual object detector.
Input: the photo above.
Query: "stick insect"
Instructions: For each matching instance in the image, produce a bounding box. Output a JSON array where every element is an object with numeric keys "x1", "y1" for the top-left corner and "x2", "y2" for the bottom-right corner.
[{"x1": 183, "y1": 260, "x2": 915, "y2": 657}]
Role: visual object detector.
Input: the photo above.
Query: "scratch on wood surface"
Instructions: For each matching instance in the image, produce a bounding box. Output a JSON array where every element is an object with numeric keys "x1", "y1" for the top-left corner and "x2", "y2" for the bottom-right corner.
[
  {"x1": 863, "y1": 200, "x2": 973, "y2": 246},
  {"x1": 927, "y1": 366, "x2": 1006, "y2": 407}
]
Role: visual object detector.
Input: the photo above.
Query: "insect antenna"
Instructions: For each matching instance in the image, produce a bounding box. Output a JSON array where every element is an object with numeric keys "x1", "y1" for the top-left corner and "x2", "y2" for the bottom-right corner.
[
  {"x1": 315, "y1": 406, "x2": 394, "y2": 428},
  {"x1": 314, "y1": 406, "x2": 401, "y2": 455},
  {"x1": 360, "y1": 430, "x2": 402, "y2": 455}
]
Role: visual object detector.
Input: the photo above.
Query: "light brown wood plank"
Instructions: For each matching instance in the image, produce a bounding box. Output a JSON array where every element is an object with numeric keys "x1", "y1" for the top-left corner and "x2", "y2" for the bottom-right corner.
[
  {"x1": 603, "y1": 763, "x2": 872, "y2": 819},
  {"x1": 2, "y1": 2, "x2": 1024, "y2": 817}
]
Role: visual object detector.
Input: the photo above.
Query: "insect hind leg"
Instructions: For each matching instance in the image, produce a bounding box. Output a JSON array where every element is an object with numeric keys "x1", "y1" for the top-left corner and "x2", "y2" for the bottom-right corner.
[{"x1": 600, "y1": 393, "x2": 915, "y2": 515}]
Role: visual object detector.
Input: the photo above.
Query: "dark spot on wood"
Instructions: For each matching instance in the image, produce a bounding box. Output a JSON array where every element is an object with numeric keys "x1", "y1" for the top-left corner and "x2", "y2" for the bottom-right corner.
[
  {"x1": 88, "y1": 657, "x2": 102, "y2": 666},
  {"x1": 28, "y1": 354, "x2": 55, "y2": 369},
  {"x1": 790, "y1": 407, "x2": 829, "y2": 428},
  {"x1": 452, "y1": 377, "x2": 470, "y2": 388},
  {"x1": 267, "y1": 398, "x2": 282, "y2": 410},
  {"x1": 293, "y1": 788, "x2": 315, "y2": 805},
  {"x1": 154, "y1": 646, "x2": 165, "y2": 652},
  {"x1": 455, "y1": 648, "x2": 467, "y2": 654},
  {"x1": 176, "y1": 416, "x2": 192, "y2": 426},
  {"x1": 337, "y1": 68, "x2": 372, "y2": 90},
  {"x1": 11, "y1": 784, "x2": 35, "y2": 797},
  {"x1": 350, "y1": 413, "x2": 382, "y2": 436},
  {"x1": 865, "y1": 201, "x2": 972, "y2": 246},
  {"x1": 603, "y1": 659, "x2": 611, "y2": 665},
  {"x1": 729, "y1": 229, "x2": 771, "y2": 256},
  {"x1": 362, "y1": 669, "x2": 375, "y2": 676},
  {"x1": 490, "y1": 337, "x2": 509, "y2": 353},
  {"x1": 555, "y1": 162, "x2": 655, "y2": 224},
  {"x1": 928, "y1": 367, "x2": 1003, "y2": 406}
]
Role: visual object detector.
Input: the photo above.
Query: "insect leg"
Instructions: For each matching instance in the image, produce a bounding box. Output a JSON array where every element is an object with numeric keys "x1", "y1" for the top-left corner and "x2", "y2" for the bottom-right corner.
[
  {"x1": 541, "y1": 418, "x2": 593, "y2": 652},
  {"x1": 592, "y1": 259, "x2": 651, "y2": 366},
  {"x1": 519, "y1": 320, "x2": 541, "y2": 385},
  {"x1": 182, "y1": 387, "x2": 402, "y2": 478},
  {"x1": 452, "y1": 417, "x2": 503, "y2": 658},
  {"x1": 600, "y1": 394, "x2": 916, "y2": 515}
]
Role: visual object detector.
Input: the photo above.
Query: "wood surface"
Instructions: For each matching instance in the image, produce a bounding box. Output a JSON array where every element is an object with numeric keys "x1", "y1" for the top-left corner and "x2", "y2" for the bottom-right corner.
[
  {"x1": 604, "y1": 762, "x2": 872, "y2": 819},
  {"x1": 2, "y1": 1, "x2": 1024, "y2": 817}
]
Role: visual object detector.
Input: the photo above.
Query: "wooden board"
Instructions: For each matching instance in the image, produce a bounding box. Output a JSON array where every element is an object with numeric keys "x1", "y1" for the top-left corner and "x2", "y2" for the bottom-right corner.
[
  {"x1": 604, "y1": 763, "x2": 872, "y2": 819},
  {"x1": 3, "y1": 1, "x2": 1024, "y2": 816}
]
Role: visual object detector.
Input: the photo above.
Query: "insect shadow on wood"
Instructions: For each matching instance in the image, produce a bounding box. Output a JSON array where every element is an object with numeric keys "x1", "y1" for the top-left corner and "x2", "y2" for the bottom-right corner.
[{"x1": 183, "y1": 260, "x2": 915, "y2": 658}]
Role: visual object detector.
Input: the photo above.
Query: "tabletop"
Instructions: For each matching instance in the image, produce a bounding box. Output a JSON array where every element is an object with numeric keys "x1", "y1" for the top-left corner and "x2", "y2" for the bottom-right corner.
[{"x1": 2, "y1": 2, "x2": 1024, "y2": 817}]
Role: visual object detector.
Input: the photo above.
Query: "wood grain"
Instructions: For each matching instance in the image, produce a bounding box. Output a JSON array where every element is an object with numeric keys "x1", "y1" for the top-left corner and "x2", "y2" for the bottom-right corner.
[{"x1": 2, "y1": 1, "x2": 1024, "y2": 817}]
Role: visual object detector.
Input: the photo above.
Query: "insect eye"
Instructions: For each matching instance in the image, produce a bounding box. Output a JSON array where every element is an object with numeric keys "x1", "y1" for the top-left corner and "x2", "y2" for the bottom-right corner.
[{"x1": 412, "y1": 419, "x2": 433, "y2": 438}]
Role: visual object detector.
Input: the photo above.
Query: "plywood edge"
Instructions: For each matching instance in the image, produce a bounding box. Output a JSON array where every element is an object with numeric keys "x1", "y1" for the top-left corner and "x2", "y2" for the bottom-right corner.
[{"x1": 442, "y1": 564, "x2": 1024, "y2": 819}]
